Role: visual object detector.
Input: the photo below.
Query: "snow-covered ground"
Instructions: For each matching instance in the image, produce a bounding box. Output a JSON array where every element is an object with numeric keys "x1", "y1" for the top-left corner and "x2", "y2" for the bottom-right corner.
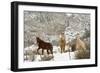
[
  {"x1": 24, "y1": 45, "x2": 76, "y2": 62},
  {"x1": 52, "y1": 46, "x2": 75, "y2": 61}
]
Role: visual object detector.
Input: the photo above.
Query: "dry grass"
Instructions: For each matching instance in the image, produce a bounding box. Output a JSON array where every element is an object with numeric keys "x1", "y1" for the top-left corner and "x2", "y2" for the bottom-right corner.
[{"x1": 75, "y1": 49, "x2": 90, "y2": 59}]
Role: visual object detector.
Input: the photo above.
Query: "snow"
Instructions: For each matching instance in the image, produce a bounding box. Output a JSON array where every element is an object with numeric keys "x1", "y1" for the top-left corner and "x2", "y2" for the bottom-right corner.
[
  {"x1": 24, "y1": 45, "x2": 76, "y2": 62},
  {"x1": 51, "y1": 46, "x2": 75, "y2": 61}
]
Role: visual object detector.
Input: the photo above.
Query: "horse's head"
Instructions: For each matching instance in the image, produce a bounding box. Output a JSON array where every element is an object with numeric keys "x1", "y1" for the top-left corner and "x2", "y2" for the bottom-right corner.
[
  {"x1": 36, "y1": 37, "x2": 43, "y2": 44},
  {"x1": 36, "y1": 37, "x2": 39, "y2": 43}
]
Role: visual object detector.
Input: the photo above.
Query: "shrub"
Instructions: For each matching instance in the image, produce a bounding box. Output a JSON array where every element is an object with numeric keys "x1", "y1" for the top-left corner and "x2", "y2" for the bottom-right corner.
[{"x1": 75, "y1": 49, "x2": 90, "y2": 59}]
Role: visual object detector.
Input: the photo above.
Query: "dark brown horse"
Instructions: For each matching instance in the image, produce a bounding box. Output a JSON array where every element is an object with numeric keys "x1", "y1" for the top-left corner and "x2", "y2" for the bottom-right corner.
[{"x1": 36, "y1": 37, "x2": 53, "y2": 55}]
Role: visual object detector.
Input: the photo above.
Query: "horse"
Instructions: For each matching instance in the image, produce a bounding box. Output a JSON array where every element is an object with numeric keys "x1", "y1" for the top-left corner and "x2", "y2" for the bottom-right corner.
[
  {"x1": 59, "y1": 33, "x2": 66, "y2": 53},
  {"x1": 36, "y1": 37, "x2": 53, "y2": 55},
  {"x1": 69, "y1": 33, "x2": 86, "y2": 52},
  {"x1": 75, "y1": 33, "x2": 86, "y2": 51}
]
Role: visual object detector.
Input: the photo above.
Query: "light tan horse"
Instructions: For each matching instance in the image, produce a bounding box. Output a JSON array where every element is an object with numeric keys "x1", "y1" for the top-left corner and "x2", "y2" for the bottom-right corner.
[
  {"x1": 75, "y1": 33, "x2": 86, "y2": 51},
  {"x1": 59, "y1": 33, "x2": 66, "y2": 53}
]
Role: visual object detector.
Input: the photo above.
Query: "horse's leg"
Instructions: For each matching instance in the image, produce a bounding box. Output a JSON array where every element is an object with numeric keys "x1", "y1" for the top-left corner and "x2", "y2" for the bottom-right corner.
[
  {"x1": 50, "y1": 49, "x2": 54, "y2": 58},
  {"x1": 63, "y1": 46, "x2": 65, "y2": 53},
  {"x1": 42, "y1": 49, "x2": 44, "y2": 55},
  {"x1": 50, "y1": 49, "x2": 53, "y2": 55},
  {"x1": 47, "y1": 50, "x2": 49, "y2": 55},
  {"x1": 60, "y1": 45, "x2": 63, "y2": 53},
  {"x1": 37, "y1": 48, "x2": 40, "y2": 54}
]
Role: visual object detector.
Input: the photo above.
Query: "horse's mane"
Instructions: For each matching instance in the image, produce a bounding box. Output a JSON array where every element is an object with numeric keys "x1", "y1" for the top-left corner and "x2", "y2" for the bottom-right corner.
[{"x1": 36, "y1": 37, "x2": 46, "y2": 43}]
